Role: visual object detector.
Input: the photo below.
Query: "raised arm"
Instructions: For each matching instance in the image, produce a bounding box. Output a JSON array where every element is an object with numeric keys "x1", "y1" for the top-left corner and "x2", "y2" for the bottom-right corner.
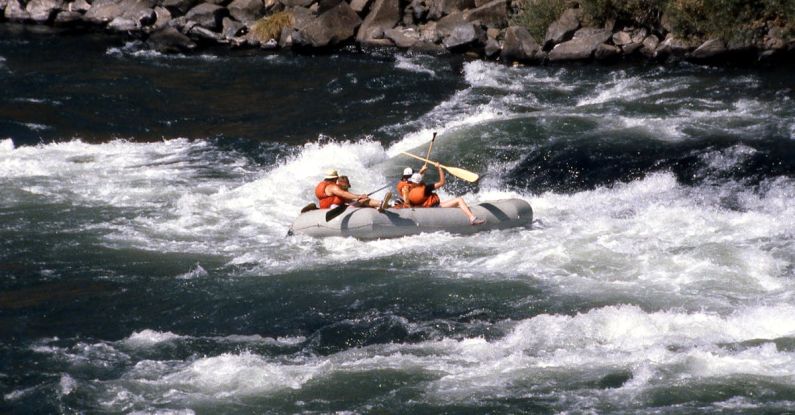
[{"x1": 433, "y1": 163, "x2": 445, "y2": 189}]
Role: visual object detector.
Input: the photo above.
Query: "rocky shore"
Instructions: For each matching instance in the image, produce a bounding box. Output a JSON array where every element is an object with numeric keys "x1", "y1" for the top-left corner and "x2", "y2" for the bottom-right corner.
[{"x1": 2, "y1": 0, "x2": 794, "y2": 64}]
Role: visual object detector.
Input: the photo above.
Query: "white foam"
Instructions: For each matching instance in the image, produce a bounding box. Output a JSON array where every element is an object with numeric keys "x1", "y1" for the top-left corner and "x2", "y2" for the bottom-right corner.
[
  {"x1": 59, "y1": 374, "x2": 77, "y2": 396},
  {"x1": 124, "y1": 330, "x2": 185, "y2": 348},
  {"x1": 394, "y1": 54, "x2": 436, "y2": 76}
]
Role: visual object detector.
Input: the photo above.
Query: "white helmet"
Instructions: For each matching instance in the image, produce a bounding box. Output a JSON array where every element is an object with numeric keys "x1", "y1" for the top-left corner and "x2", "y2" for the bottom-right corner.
[
  {"x1": 403, "y1": 167, "x2": 413, "y2": 176},
  {"x1": 409, "y1": 173, "x2": 423, "y2": 184}
]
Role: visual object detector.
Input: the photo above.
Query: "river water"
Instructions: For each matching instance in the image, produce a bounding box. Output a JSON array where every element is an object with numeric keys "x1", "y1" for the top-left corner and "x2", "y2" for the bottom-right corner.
[{"x1": 2, "y1": 24, "x2": 795, "y2": 414}]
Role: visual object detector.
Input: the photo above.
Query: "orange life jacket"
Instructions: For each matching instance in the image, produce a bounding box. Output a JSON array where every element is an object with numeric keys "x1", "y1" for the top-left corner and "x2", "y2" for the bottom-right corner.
[
  {"x1": 407, "y1": 183, "x2": 440, "y2": 208},
  {"x1": 315, "y1": 181, "x2": 344, "y2": 209}
]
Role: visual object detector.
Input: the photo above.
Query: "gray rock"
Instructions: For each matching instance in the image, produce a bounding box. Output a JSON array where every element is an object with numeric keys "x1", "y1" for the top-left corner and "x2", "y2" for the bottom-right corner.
[
  {"x1": 188, "y1": 24, "x2": 223, "y2": 40},
  {"x1": 419, "y1": 21, "x2": 441, "y2": 43},
  {"x1": 185, "y1": 3, "x2": 226, "y2": 30},
  {"x1": 294, "y1": 1, "x2": 361, "y2": 47},
  {"x1": 764, "y1": 26, "x2": 785, "y2": 50},
  {"x1": 408, "y1": 0, "x2": 426, "y2": 20},
  {"x1": 222, "y1": 16, "x2": 245, "y2": 37},
  {"x1": 5, "y1": 0, "x2": 31, "y2": 21},
  {"x1": 427, "y1": 0, "x2": 473, "y2": 20},
  {"x1": 356, "y1": 0, "x2": 400, "y2": 45},
  {"x1": 84, "y1": 0, "x2": 156, "y2": 25},
  {"x1": 622, "y1": 42, "x2": 641, "y2": 55},
  {"x1": 280, "y1": 0, "x2": 312, "y2": 7},
  {"x1": 384, "y1": 27, "x2": 419, "y2": 48},
  {"x1": 547, "y1": 27, "x2": 611, "y2": 61},
  {"x1": 612, "y1": 30, "x2": 631, "y2": 46},
  {"x1": 630, "y1": 27, "x2": 647, "y2": 44},
  {"x1": 161, "y1": 0, "x2": 196, "y2": 15},
  {"x1": 227, "y1": 0, "x2": 263, "y2": 23},
  {"x1": 484, "y1": 36, "x2": 499, "y2": 57},
  {"x1": 640, "y1": 34, "x2": 659, "y2": 57},
  {"x1": 543, "y1": 7, "x2": 581, "y2": 49},
  {"x1": 594, "y1": 43, "x2": 620, "y2": 60},
  {"x1": 54, "y1": 10, "x2": 82, "y2": 24},
  {"x1": 66, "y1": 0, "x2": 90, "y2": 12},
  {"x1": 151, "y1": 6, "x2": 171, "y2": 30},
  {"x1": 147, "y1": 26, "x2": 197, "y2": 52},
  {"x1": 655, "y1": 33, "x2": 693, "y2": 57},
  {"x1": 108, "y1": 16, "x2": 138, "y2": 30},
  {"x1": 442, "y1": 21, "x2": 475, "y2": 49},
  {"x1": 0, "y1": 0, "x2": 6, "y2": 15},
  {"x1": 26, "y1": 0, "x2": 63, "y2": 22},
  {"x1": 691, "y1": 38, "x2": 727, "y2": 59},
  {"x1": 349, "y1": 0, "x2": 369, "y2": 12},
  {"x1": 462, "y1": 0, "x2": 506, "y2": 28},
  {"x1": 500, "y1": 25, "x2": 541, "y2": 63}
]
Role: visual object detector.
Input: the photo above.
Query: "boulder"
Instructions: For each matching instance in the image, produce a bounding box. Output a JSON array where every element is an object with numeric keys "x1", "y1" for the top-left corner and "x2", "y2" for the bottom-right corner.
[
  {"x1": 5, "y1": 0, "x2": 31, "y2": 21},
  {"x1": 543, "y1": 7, "x2": 581, "y2": 49},
  {"x1": 187, "y1": 24, "x2": 223, "y2": 40},
  {"x1": 408, "y1": 0, "x2": 426, "y2": 20},
  {"x1": 655, "y1": 33, "x2": 693, "y2": 57},
  {"x1": 161, "y1": 0, "x2": 196, "y2": 15},
  {"x1": 764, "y1": 26, "x2": 785, "y2": 50},
  {"x1": 547, "y1": 27, "x2": 610, "y2": 61},
  {"x1": 151, "y1": 6, "x2": 171, "y2": 30},
  {"x1": 222, "y1": 16, "x2": 245, "y2": 37},
  {"x1": 427, "y1": 0, "x2": 473, "y2": 20},
  {"x1": 147, "y1": 26, "x2": 197, "y2": 52},
  {"x1": 419, "y1": 21, "x2": 441, "y2": 43},
  {"x1": 640, "y1": 34, "x2": 659, "y2": 57},
  {"x1": 385, "y1": 27, "x2": 420, "y2": 48},
  {"x1": 349, "y1": 0, "x2": 369, "y2": 12},
  {"x1": 294, "y1": 1, "x2": 360, "y2": 47},
  {"x1": 108, "y1": 16, "x2": 138, "y2": 30},
  {"x1": 594, "y1": 43, "x2": 620, "y2": 60},
  {"x1": 621, "y1": 42, "x2": 641, "y2": 55},
  {"x1": 442, "y1": 21, "x2": 476, "y2": 49},
  {"x1": 185, "y1": 3, "x2": 226, "y2": 30},
  {"x1": 690, "y1": 38, "x2": 727, "y2": 60},
  {"x1": 26, "y1": 0, "x2": 63, "y2": 22},
  {"x1": 462, "y1": 0, "x2": 506, "y2": 28},
  {"x1": 612, "y1": 30, "x2": 631, "y2": 46},
  {"x1": 356, "y1": 0, "x2": 399, "y2": 45},
  {"x1": 484, "y1": 36, "x2": 499, "y2": 56},
  {"x1": 500, "y1": 25, "x2": 542, "y2": 63},
  {"x1": 54, "y1": 10, "x2": 82, "y2": 24},
  {"x1": 630, "y1": 27, "x2": 647, "y2": 44},
  {"x1": 280, "y1": 0, "x2": 312, "y2": 6},
  {"x1": 66, "y1": 0, "x2": 90, "y2": 12},
  {"x1": 227, "y1": 0, "x2": 263, "y2": 23},
  {"x1": 84, "y1": 0, "x2": 156, "y2": 25}
]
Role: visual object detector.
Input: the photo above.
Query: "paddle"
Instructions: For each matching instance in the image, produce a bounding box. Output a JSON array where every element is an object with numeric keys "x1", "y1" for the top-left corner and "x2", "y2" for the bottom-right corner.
[
  {"x1": 423, "y1": 132, "x2": 437, "y2": 171},
  {"x1": 325, "y1": 183, "x2": 391, "y2": 222},
  {"x1": 400, "y1": 152, "x2": 480, "y2": 183}
]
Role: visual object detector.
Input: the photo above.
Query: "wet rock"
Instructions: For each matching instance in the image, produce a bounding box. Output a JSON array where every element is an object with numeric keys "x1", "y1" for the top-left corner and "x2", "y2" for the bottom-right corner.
[
  {"x1": 222, "y1": 16, "x2": 245, "y2": 37},
  {"x1": 690, "y1": 38, "x2": 726, "y2": 60},
  {"x1": 484, "y1": 36, "x2": 499, "y2": 56},
  {"x1": 227, "y1": 0, "x2": 264, "y2": 24},
  {"x1": 108, "y1": 16, "x2": 137, "y2": 31},
  {"x1": 188, "y1": 24, "x2": 223, "y2": 41},
  {"x1": 66, "y1": 0, "x2": 90, "y2": 12},
  {"x1": 621, "y1": 42, "x2": 641, "y2": 55},
  {"x1": 612, "y1": 30, "x2": 631, "y2": 46},
  {"x1": 26, "y1": 0, "x2": 63, "y2": 23},
  {"x1": 427, "y1": 0, "x2": 473, "y2": 20},
  {"x1": 185, "y1": 3, "x2": 226, "y2": 30},
  {"x1": 356, "y1": 0, "x2": 399, "y2": 45},
  {"x1": 294, "y1": 1, "x2": 360, "y2": 47},
  {"x1": 500, "y1": 25, "x2": 541, "y2": 63},
  {"x1": 463, "y1": 0, "x2": 506, "y2": 28},
  {"x1": 543, "y1": 7, "x2": 581, "y2": 49},
  {"x1": 547, "y1": 27, "x2": 610, "y2": 61},
  {"x1": 5, "y1": 0, "x2": 31, "y2": 21},
  {"x1": 151, "y1": 6, "x2": 171, "y2": 30},
  {"x1": 147, "y1": 26, "x2": 197, "y2": 52},
  {"x1": 385, "y1": 27, "x2": 420, "y2": 48},
  {"x1": 655, "y1": 33, "x2": 693, "y2": 58}
]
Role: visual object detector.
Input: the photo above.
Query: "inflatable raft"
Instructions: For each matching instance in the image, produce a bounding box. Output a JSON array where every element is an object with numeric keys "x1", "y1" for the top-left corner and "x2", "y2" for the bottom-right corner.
[{"x1": 288, "y1": 198, "x2": 532, "y2": 240}]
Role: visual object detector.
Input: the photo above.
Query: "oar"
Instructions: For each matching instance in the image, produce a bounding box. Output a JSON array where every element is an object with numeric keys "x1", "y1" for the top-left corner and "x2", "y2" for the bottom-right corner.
[
  {"x1": 325, "y1": 183, "x2": 391, "y2": 222},
  {"x1": 400, "y1": 152, "x2": 479, "y2": 183},
  {"x1": 422, "y1": 132, "x2": 437, "y2": 171}
]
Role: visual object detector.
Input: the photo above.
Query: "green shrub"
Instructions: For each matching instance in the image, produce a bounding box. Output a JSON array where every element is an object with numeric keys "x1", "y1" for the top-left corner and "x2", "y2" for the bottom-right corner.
[
  {"x1": 250, "y1": 11, "x2": 294, "y2": 43},
  {"x1": 665, "y1": 0, "x2": 794, "y2": 42},
  {"x1": 510, "y1": 0, "x2": 567, "y2": 40},
  {"x1": 578, "y1": 0, "x2": 666, "y2": 28}
]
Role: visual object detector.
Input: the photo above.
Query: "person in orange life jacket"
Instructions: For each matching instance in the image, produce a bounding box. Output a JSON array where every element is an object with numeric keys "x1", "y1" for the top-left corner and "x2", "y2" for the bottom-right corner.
[
  {"x1": 395, "y1": 165, "x2": 428, "y2": 208},
  {"x1": 315, "y1": 169, "x2": 391, "y2": 212},
  {"x1": 404, "y1": 163, "x2": 486, "y2": 225}
]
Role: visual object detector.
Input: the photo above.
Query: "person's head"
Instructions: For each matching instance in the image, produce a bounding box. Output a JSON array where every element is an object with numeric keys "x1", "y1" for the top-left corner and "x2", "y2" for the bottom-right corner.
[
  {"x1": 336, "y1": 175, "x2": 350, "y2": 190},
  {"x1": 402, "y1": 167, "x2": 413, "y2": 180},
  {"x1": 324, "y1": 169, "x2": 339, "y2": 181},
  {"x1": 409, "y1": 173, "x2": 423, "y2": 184}
]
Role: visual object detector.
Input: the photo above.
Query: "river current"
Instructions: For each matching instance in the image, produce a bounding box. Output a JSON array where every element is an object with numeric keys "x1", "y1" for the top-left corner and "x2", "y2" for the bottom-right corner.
[{"x1": 1, "y1": 25, "x2": 795, "y2": 414}]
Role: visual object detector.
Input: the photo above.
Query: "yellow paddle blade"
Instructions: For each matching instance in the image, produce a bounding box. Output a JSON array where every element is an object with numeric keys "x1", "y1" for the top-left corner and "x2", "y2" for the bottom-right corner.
[{"x1": 400, "y1": 151, "x2": 480, "y2": 183}]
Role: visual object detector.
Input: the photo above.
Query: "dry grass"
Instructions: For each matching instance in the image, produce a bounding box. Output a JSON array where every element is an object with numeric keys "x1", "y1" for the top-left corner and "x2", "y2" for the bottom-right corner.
[{"x1": 250, "y1": 11, "x2": 294, "y2": 43}]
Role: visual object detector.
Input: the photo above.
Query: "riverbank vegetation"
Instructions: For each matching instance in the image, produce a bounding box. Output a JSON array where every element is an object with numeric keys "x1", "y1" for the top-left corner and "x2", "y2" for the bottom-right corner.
[{"x1": 514, "y1": 0, "x2": 795, "y2": 43}]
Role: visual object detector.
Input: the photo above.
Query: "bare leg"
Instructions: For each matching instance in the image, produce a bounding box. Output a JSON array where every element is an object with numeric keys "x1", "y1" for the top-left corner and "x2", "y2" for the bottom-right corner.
[{"x1": 439, "y1": 197, "x2": 475, "y2": 220}]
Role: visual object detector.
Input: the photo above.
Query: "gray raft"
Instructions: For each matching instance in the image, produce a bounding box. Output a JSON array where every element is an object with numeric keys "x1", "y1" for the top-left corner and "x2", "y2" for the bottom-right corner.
[{"x1": 289, "y1": 198, "x2": 533, "y2": 240}]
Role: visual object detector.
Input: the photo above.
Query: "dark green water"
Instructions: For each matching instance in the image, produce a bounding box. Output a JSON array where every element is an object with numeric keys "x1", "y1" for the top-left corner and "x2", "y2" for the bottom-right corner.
[{"x1": 2, "y1": 24, "x2": 795, "y2": 414}]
